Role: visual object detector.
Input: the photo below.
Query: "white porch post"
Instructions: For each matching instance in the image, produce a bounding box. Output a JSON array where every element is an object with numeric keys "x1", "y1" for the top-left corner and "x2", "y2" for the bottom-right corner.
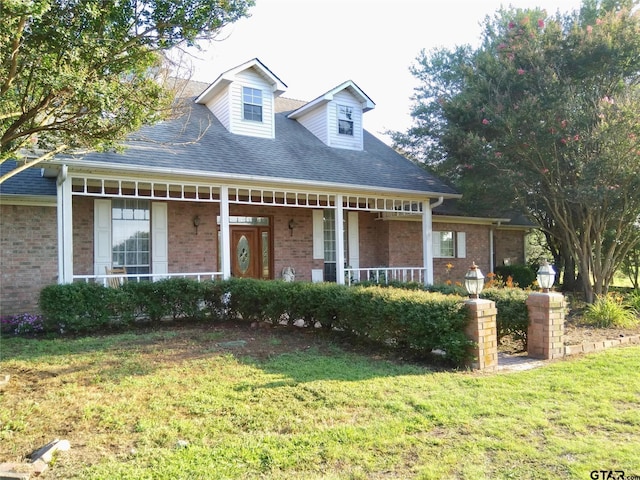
[
  {"x1": 335, "y1": 194, "x2": 345, "y2": 285},
  {"x1": 57, "y1": 165, "x2": 73, "y2": 284},
  {"x1": 220, "y1": 186, "x2": 231, "y2": 279},
  {"x1": 422, "y1": 200, "x2": 434, "y2": 285}
]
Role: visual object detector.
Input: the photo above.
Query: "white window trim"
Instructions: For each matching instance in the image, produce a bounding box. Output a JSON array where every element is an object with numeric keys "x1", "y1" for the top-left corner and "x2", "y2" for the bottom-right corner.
[
  {"x1": 337, "y1": 104, "x2": 354, "y2": 136},
  {"x1": 432, "y1": 231, "x2": 467, "y2": 259},
  {"x1": 242, "y1": 86, "x2": 263, "y2": 122}
]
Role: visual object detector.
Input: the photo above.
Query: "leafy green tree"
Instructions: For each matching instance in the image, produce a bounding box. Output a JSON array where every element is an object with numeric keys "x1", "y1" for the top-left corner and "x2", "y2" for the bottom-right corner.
[
  {"x1": 393, "y1": 0, "x2": 640, "y2": 302},
  {"x1": 0, "y1": 0, "x2": 253, "y2": 184},
  {"x1": 620, "y1": 226, "x2": 640, "y2": 290}
]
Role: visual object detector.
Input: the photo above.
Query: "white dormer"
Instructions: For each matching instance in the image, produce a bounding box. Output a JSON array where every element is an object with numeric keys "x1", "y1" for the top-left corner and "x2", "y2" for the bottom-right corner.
[
  {"x1": 287, "y1": 81, "x2": 375, "y2": 151},
  {"x1": 195, "y1": 58, "x2": 287, "y2": 139}
]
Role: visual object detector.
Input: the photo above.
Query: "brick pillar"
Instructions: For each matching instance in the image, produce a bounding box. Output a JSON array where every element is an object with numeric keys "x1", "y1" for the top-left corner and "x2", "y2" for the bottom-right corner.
[
  {"x1": 526, "y1": 292, "x2": 565, "y2": 359},
  {"x1": 464, "y1": 299, "x2": 498, "y2": 371}
]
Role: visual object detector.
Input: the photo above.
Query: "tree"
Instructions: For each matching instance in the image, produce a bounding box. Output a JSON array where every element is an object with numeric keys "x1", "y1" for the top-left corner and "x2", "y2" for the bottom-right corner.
[
  {"x1": 393, "y1": 0, "x2": 640, "y2": 302},
  {"x1": 0, "y1": 0, "x2": 253, "y2": 184},
  {"x1": 620, "y1": 226, "x2": 640, "y2": 290}
]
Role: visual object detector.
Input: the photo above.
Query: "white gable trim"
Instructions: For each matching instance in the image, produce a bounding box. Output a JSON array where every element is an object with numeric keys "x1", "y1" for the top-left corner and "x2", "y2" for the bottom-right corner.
[
  {"x1": 287, "y1": 80, "x2": 375, "y2": 120},
  {"x1": 195, "y1": 58, "x2": 287, "y2": 105}
]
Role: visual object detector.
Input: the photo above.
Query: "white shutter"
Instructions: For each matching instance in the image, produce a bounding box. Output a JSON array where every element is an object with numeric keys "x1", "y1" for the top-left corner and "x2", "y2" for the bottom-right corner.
[
  {"x1": 94, "y1": 199, "x2": 112, "y2": 286},
  {"x1": 432, "y1": 232, "x2": 442, "y2": 258},
  {"x1": 152, "y1": 202, "x2": 168, "y2": 280},
  {"x1": 456, "y1": 232, "x2": 467, "y2": 259},
  {"x1": 312, "y1": 210, "x2": 324, "y2": 260},
  {"x1": 347, "y1": 211, "x2": 359, "y2": 269}
]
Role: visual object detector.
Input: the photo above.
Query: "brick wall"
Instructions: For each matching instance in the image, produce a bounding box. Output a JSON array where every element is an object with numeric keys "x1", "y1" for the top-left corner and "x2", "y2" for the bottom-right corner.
[
  {"x1": 0, "y1": 204, "x2": 58, "y2": 315},
  {"x1": 73, "y1": 197, "x2": 93, "y2": 275},
  {"x1": 388, "y1": 221, "x2": 423, "y2": 267},
  {"x1": 359, "y1": 212, "x2": 389, "y2": 267},
  {"x1": 494, "y1": 229, "x2": 526, "y2": 266},
  {"x1": 432, "y1": 222, "x2": 491, "y2": 284},
  {"x1": 168, "y1": 202, "x2": 218, "y2": 273},
  {"x1": 68, "y1": 200, "x2": 526, "y2": 287}
]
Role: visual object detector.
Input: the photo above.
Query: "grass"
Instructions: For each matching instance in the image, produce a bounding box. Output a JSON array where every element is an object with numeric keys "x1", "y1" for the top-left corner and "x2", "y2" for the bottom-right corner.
[{"x1": 1, "y1": 323, "x2": 640, "y2": 479}]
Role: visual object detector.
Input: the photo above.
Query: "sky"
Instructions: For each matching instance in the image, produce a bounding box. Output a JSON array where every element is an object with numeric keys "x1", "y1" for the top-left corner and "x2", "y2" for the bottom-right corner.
[{"x1": 186, "y1": 0, "x2": 584, "y2": 144}]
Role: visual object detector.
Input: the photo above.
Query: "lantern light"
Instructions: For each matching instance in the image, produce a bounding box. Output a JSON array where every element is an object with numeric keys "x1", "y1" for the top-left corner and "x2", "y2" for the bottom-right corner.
[
  {"x1": 464, "y1": 262, "x2": 485, "y2": 299},
  {"x1": 537, "y1": 260, "x2": 556, "y2": 292}
]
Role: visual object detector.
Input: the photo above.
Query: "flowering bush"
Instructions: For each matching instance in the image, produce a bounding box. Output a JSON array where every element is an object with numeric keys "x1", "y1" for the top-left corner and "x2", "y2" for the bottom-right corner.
[{"x1": 0, "y1": 313, "x2": 45, "y2": 336}]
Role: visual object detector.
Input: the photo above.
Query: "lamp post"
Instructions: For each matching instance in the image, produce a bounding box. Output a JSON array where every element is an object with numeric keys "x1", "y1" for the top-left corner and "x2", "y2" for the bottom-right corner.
[
  {"x1": 464, "y1": 262, "x2": 485, "y2": 299},
  {"x1": 536, "y1": 260, "x2": 556, "y2": 293}
]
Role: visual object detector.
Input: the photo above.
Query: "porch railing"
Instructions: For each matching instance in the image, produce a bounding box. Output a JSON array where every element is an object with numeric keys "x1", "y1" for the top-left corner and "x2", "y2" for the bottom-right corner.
[
  {"x1": 344, "y1": 267, "x2": 427, "y2": 286},
  {"x1": 74, "y1": 272, "x2": 224, "y2": 286},
  {"x1": 73, "y1": 268, "x2": 426, "y2": 287}
]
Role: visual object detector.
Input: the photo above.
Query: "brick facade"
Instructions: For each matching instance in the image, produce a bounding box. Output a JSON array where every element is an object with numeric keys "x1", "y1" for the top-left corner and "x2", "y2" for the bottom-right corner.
[
  {"x1": 69, "y1": 201, "x2": 530, "y2": 284},
  {"x1": 464, "y1": 298, "x2": 498, "y2": 371},
  {"x1": 1, "y1": 198, "x2": 529, "y2": 315},
  {"x1": 432, "y1": 222, "x2": 490, "y2": 284},
  {"x1": 526, "y1": 292, "x2": 566, "y2": 360},
  {"x1": 73, "y1": 197, "x2": 93, "y2": 275},
  {"x1": 0, "y1": 204, "x2": 58, "y2": 315}
]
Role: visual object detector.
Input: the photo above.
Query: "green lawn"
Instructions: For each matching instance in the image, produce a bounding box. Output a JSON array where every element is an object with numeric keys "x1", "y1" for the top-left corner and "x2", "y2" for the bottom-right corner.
[{"x1": 1, "y1": 324, "x2": 639, "y2": 479}]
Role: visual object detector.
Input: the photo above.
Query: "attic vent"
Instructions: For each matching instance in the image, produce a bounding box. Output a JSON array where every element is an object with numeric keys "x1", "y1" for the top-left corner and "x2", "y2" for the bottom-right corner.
[{"x1": 337, "y1": 105, "x2": 353, "y2": 136}]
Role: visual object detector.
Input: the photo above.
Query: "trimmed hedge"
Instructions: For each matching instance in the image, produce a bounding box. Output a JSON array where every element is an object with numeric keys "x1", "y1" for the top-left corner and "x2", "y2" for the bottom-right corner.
[
  {"x1": 494, "y1": 265, "x2": 536, "y2": 289},
  {"x1": 38, "y1": 278, "x2": 474, "y2": 365},
  {"x1": 480, "y1": 287, "x2": 530, "y2": 346}
]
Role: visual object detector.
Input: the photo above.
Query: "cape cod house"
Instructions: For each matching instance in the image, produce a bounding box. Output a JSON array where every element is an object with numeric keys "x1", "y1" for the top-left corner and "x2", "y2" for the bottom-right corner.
[{"x1": 0, "y1": 59, "x2": 531, "y2": 316}]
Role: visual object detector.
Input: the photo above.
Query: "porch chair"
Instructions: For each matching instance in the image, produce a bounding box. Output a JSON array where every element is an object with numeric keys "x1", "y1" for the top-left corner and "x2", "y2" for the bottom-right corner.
[{"x1": 105, "y1": 266, "x2": 127, "y2": 288}]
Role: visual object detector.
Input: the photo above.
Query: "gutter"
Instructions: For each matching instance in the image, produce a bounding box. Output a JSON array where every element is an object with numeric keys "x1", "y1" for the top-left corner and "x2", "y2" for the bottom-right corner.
[{"x1": 47, "y1": 158, "x2": 462, "y2": 200}]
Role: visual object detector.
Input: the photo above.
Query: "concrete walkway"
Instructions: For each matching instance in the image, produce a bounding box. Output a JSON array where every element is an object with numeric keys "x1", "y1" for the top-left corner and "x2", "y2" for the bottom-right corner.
[{"x1": 497, "y1": 352, "x2": 548, "y2": 372}]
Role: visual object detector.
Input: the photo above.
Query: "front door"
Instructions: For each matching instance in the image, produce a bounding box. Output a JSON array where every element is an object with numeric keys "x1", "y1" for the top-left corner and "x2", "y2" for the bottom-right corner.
[
  {"x1": 230, "y1": 226, "x2": 273, "y2": 279},
  {"x1": 232, "y1": 228, "x2": 259, "y2": 278}
]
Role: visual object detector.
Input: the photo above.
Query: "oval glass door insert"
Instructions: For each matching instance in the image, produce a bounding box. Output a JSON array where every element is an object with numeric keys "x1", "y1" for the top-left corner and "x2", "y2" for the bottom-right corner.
[{"x1": 237, "y1": 235, "x2": 250, "y2": 274}]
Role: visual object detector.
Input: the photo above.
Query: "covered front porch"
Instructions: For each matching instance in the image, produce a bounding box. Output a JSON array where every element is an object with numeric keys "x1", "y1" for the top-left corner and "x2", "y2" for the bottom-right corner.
[{"x1": 57, "y1": 169, "x2": 442, "y2": 287}]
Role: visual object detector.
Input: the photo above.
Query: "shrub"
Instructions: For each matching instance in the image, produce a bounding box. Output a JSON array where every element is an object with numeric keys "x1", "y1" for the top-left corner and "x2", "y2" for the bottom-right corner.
[
  {"x1": 156, "y1": 278, "x2": 206, "y2": 321},
  {"x1": 494, "y1": 265, "x2": 536, "y2": 289},
  {"x1": 582, "y1": 294, "x2": 639, "y2": 328},
  {"x1": 201, "y1": 280, "x2": 232, "y2": 321},
  {"x1": 39, "y1": 282, "x2": 117, "y2": 333},
  {"x1": 118, "y1": 281, "x2": 168, "y2": 323},
  {"x1": 480, "y1": 287, "x2": 529, "y2": 346},
  {"x1": 36, "y1": 278, "x2": 477, "y2": 366},
  {"x1": 624, "y1": 290, "x2": 640, "y2": 313}
]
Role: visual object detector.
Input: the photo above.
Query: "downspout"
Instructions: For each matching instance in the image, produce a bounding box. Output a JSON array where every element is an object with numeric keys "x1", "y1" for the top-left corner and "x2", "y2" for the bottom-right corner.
[
  {"x1": 423, "y1": 196, "x2": 444, "y2": 285},
  {"x1": 430, "y1": 196, "x2": 444, "y2": 209}
]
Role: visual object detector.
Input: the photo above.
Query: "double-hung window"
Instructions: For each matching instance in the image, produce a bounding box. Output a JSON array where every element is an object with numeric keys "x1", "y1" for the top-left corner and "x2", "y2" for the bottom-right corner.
[
  {"x1": 112, "y1": 199, "x2": 150, "y2": 276},
  {"x1": 243, "y1": 87, "x2": 263, "y2": 122},
  {"x1": 433, "y1": 230, "x2": 470, "y2": 259},
  {"x1": 337, "y1": 105, "x2": 354, "y2": 136}
]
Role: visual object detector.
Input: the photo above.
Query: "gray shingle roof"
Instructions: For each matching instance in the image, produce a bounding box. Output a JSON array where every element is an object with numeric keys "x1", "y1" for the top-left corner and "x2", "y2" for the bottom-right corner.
[
  {"x1": 67, "y1": 99, "x2": 458, "y2": 196},
  {"x1": 0, "y1": 160, "x2": 57, "y2": 197}
]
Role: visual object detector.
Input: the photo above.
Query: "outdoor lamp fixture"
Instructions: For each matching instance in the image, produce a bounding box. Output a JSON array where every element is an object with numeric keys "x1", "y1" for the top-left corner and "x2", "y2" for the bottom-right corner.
[
  {"x1": 288, "y1": 219, "x2": 295, "y2": 236},
  {"x1": 193, "y1": 215, "x2": 201, "y2": 235},
  {"x1": 537, "y1": 260, "x2": 556, "y2": 292},
  {"x1": 464, "y1": 262, "x2": 485, "y2": 299}
]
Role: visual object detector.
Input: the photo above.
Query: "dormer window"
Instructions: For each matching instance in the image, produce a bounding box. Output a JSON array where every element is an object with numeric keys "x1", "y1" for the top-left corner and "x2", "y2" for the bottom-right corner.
[
  {"x1": 337, "y1": 105, "x2": 353, "y2": 136},
  {"x1": 243, "y1": 87, "x2": 263, "y2": 122}
]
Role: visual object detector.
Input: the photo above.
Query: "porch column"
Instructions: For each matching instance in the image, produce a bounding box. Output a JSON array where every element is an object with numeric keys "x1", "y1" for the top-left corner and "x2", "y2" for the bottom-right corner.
[
  {"x1": 220, "y1": 186, "x2": 231, "y2": 279},
  {"x1": 335, "y1": 194, "x2": 345, "y2": 285},
  {"x1": 422, "y1": 200, "x2": 433, "y2": 285},
  {"x1": 57, "y1": 165, "x2": 73, "y2": 284}
]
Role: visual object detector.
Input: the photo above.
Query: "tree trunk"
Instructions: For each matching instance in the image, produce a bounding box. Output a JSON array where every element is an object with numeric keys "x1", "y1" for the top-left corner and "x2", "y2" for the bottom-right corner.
[{"x1": 560, "y1": 251, "x2": 578, "y2": 292}]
